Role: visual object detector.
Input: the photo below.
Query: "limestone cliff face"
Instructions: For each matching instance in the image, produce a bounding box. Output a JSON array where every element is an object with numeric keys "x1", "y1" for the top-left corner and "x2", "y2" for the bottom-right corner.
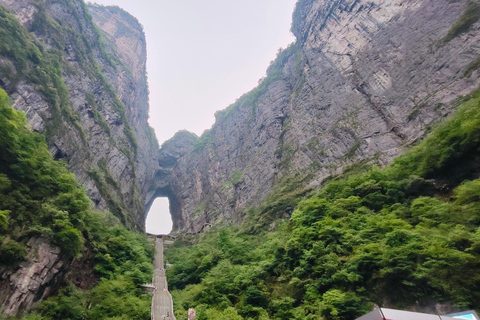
[
  {"x1": 88, "y1": 4, "x2": 147, "y2": 86},
  {"x1": 1, "y1": 0, "x2": 480, "y2": 313},
  {"x1": 162, "y1": 0, "x2": 480, "y2": 233},
  {"x1": 149, "y1": 131, "x2": 198, "y2": 231},
  {"x1": 0, "y1": 0, "x2": 159, "y2": 230},
  {"x1": 0, "y1": 1, "x2": 159, "y2": 315},
  {"x1": 0, "y1": 238, "x2": 70, "y2": 316},
  {"x1": 87, "y1": 4, "x2": 160, "y2": 228}
]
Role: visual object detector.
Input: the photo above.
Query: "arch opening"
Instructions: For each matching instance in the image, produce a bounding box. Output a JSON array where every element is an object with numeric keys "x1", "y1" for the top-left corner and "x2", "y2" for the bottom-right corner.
[{"x1": 145, "y1": 197, "x2": 172, "y2": 235}]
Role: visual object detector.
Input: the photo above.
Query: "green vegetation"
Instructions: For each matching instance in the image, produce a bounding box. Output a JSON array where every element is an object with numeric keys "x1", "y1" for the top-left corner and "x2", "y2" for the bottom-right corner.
[
  {"x1": 93, "y1": 157, "x2": 138, "y2": 229},
  {"x1": 231, "y1": 171, "x2": 244, "y2": 186},
  {"x1": 0, "y1": 2, "x2": 155, "y2": 318},
  {"x1": 193, "y1": 129, "x2": 215, "y2": 152},
  {"x1": 251, "y1": 173, "x2": 312, "y2": 229},
  {"x1": 0, "y1": 89, "x2": 152, "y2": 319},
  {"x1": 345, "y1": 140, "x2": 360, "y2": 159},
  {"x1": 146, "y1": 126, "x2": 158, "y2": 148},
  {"x1": 391, "y1": 87, "x2": 480, "y2": 179},
  {"x1": 0, "y1": 5, "x2": 65, "y2": 105},
  {"x1": 18, "y1": 216, "x2": 154, "y2": 320},
  {"x1": 442, "y1": 1, "x2": 480, "y2": 43},
  {"x1": 0, "y1": 88, "x2": 87, "y2": 258},
  {"x1": 31, "y1": 0, "x2": 143, "y2": 217},
  {"x1": 192, "y1": 202, "x2": 207, "y2": 218},
  {"x1": 463, "y1": 55, "x2": 480, "y2": 78},
  {"x1": 86, "y1": 93, "x2": 111, "y2": 135},
  {"x1": 0, "y1": 3, "x2": 87, "y2": 144},
  {"x1": 277, "y1": 142, "x2": 297, "y2": 169},
  {"x1": 291, "y1": 0, "x2": 314, "y2": 39},
  {"x1": 0, "y1": 0, "x2": 140, "y2": 158},
  {"x1": 194, "y1": 42, "x2": 300, "y2": 154},
  {"x1": 88, "y1": 166, "x2": 129, "y2": 227},
  {"x1": 165, "y1": 87, "x2": 480, "y2": 319}
]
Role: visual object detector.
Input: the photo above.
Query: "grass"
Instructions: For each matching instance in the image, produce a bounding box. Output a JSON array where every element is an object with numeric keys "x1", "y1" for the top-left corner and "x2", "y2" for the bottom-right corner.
[
  {"x1": 464, "y1": 55, "x2": 480, "y2": 77},
  {"x1": 231, "y1": 171, "x2": 244, "y2": 185}
]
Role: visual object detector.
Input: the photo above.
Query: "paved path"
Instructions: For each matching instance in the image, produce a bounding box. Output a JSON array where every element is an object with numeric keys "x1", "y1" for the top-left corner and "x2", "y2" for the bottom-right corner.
[{"x1": 151, "y1": 238, "x2": 175, "y2": 320}]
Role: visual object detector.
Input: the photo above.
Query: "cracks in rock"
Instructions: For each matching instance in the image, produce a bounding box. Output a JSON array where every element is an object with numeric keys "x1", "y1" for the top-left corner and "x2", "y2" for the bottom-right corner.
[
  {"x1": 1, "y1": 238, "x2": 72, "y2": 317},
  {"x1": 349, "y1": 68, "x2": 406, "y2": 140},
  {"x1": 348, "y1": 0, "x2": 362, "y2": 13},
  {"x1": 319, "y1": 1, "x2": 341, "y2": 32}
]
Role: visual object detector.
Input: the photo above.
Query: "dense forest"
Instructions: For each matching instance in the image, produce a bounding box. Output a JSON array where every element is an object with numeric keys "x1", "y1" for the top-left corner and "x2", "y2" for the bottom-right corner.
[
  {"x1": 0, "y1": 88, "x2": 153, "y2": 320},
  {"x1": 164, "y1": 86, "x2": 480, "y2": 319}
]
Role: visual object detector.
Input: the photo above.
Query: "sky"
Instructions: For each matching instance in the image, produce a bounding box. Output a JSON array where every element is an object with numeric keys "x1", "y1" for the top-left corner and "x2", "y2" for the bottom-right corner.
[{"x1": 88, "y1": 0, "x2": 298, "y2": 234}]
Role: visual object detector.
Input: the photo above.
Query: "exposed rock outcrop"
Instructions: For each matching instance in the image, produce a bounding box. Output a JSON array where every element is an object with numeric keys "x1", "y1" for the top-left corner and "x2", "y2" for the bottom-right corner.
[
  {"x1": 149, "y1": 131, "x2": 197, "y2": 230},
  {"x1": 2, "y1": 0, "x2": 480, "y2": 314},
  {"x1": 0, "y1": 0, "x2": 159, "y2": 315},
  {"x1": 0, "y1": 0, "x2": 159, "y2": 230},
  {"x1": 88, "y1": 4, "x2": 147, "y2": 85},
  {"x1": 87, "y1": 4, "x2": 160, "y2": 229},
  {"x1": 161, "y1": 0, "x2": 480, "y2": 232},
  {"x1": 0, "y1": 238, "x2": 71, "y2": 316}
]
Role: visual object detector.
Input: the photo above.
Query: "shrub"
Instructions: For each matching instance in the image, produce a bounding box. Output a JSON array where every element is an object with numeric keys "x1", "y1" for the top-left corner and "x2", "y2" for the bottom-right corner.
[{"x1": 0, "y1": 240, "x2": 27, "y2": 266}]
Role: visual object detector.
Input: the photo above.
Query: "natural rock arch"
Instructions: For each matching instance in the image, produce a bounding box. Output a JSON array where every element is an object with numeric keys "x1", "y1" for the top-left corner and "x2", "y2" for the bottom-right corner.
[{"x1": 144, "y1": 131, "x2": 198, "y2": 232}]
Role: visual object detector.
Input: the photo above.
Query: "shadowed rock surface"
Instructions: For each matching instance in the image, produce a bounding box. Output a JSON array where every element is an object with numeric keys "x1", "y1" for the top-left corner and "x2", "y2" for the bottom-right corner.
[{"x1": 0, "y1": 238, "x2": 71, "y2": 316}]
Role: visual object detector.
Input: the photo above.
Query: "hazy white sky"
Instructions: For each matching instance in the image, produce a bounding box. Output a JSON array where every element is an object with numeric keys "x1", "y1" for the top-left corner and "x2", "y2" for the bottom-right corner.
[{"x1": 88, "y1": 0, "x2": 298, "y2": 234}]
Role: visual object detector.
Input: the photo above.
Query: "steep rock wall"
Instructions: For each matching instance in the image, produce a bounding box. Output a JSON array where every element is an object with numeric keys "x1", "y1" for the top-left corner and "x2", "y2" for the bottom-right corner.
[
  {"x1": 164, "y1": 0, "x2": 480, "y2": 232},
  {"x1": 0, "y1": 0, "x2": 159, "y2": 230},
  {"x1": 87, "y1": 4, "x2": 160, "y2": 228},
  {"x1": 0, "y1": 238, "x2": 70, "y2": 316},
  {"x1": 148, "y1": 131, "x2": 197, "y2": 231},
  {"x1": 0, "y1": 1, "x2": 159, "y2": 315}
]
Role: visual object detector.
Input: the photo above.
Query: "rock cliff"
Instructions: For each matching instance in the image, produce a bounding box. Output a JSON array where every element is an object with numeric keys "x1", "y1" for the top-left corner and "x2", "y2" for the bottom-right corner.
[
  {"x1": 0, "y1": 238, "x2": 70, "y2": 316},
  {"x1": 159, "y1": 0, "x2": 480, "y2": 233},
  {"x1": 2, "y1": 0, "x2": 480, "y2": 314},
  {"x1": 87, "y1": 3, "x2": 160, "y2": 229},
  {"x1": 0, "y1": 0, "x2": 159, "y2": 230},
  {"x1": 0, "y1": 0, "x2": 159, "y2": 315},
  {"x1": 148, "y1": 131, "x2": 198, "y2": 231}
]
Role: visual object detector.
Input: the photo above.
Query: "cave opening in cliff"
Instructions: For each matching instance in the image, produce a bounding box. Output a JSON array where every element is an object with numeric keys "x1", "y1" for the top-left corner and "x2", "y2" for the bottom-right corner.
[{"x1": 145, "y1": 197, "x2": 172, "y2": 234}]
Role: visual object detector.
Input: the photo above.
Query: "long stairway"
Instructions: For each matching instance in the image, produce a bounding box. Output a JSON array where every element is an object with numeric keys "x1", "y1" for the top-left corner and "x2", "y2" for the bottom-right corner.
[{"x1": 151, "y1": 237, "x2": 175, "y2": 320}]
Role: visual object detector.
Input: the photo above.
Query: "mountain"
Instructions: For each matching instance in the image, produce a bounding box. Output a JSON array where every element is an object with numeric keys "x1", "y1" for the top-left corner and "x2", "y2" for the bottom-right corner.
[
  {"x1": 160, "y1": 4, "x2": 480, "y2": 317},
  {"x1": 0, "y1": 0, "x2": 158, "y2": 315},
  {"x1": 1, "y1": 0, "x2": 480, "y2": 317},
  {"x1": 0, "y1": 0, "x2": 159, "y2": 231},
  {"x1": 157, "y1": 0, "x2": 480, "y2": 233}
]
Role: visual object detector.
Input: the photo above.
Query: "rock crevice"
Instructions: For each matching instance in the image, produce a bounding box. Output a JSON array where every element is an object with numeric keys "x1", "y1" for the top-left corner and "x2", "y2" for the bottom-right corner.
[{"x1": 0, "y1": 238, "x2": 71, "y2": 316}]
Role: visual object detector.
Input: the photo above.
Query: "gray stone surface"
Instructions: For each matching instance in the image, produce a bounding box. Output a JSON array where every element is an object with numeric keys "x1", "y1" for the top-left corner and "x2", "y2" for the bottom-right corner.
[
  {"x1": 160, "y1": 0, "x2": 480, "y2": 233},
  {"x1": 0, "y1": 238, "x2": 71, "y2": 316},
  {"x1": 0, "y1": 0, "x2": 160, "y2": 230},
  {"x1": 2, "y1": 0, "x2": 480, "y2": 313},
  {"x1": 0, "y1": 1, "x2": 159, "y2": 315}
]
